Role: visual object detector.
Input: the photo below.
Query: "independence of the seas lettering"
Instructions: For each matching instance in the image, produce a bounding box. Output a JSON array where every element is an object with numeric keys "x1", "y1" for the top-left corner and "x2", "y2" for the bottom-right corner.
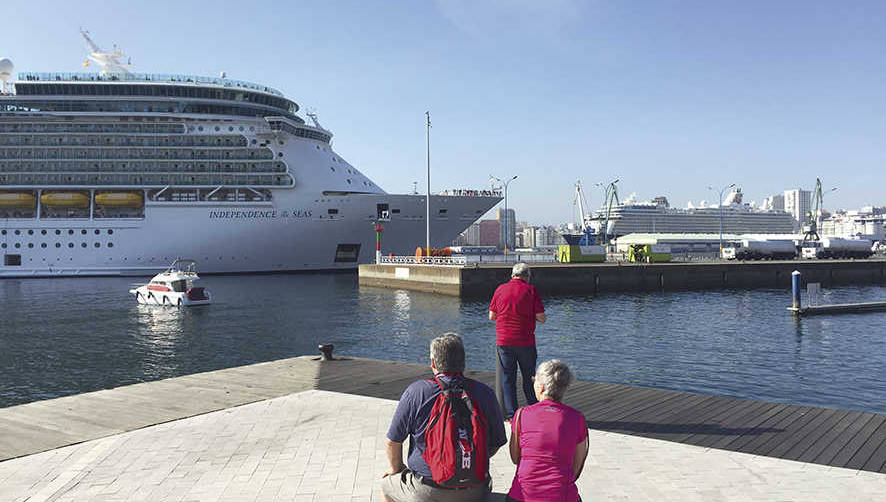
[{"x1": 208, "y1": 209, "x2": 313, "y2": 219}]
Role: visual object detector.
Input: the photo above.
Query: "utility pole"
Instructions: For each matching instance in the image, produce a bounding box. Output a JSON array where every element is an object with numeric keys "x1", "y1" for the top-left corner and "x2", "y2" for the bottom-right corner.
[
  {"x1": 491, "y1": 174, "x2": 518, "y2": 252},
  {"x1": 425, "y1": 111, "x2": 431, "y2": 257}
]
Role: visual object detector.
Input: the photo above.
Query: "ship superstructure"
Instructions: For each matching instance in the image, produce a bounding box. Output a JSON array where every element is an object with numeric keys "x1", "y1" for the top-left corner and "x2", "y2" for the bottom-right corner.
[
  {"x1": 0, "y1": 35, "x2": 500, "y2": 277},
  {"x1": 588, "y1": 189, "x2": 795, "y2": 237}
]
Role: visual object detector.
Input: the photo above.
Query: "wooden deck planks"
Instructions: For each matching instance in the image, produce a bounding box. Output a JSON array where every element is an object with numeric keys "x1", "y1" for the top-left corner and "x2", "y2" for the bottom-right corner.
[{"x1": 313, "y1": 358, "x2": 886, "y2": 473}]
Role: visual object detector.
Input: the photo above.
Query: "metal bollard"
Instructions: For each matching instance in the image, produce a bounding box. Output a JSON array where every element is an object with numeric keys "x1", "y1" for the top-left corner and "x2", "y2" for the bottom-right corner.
[
  {"x1": 318, "y1": 344, "x2": 336, "y2": 361},
  {"x1": 791, "y1": 270, "x2": 802, "y2": 311}
]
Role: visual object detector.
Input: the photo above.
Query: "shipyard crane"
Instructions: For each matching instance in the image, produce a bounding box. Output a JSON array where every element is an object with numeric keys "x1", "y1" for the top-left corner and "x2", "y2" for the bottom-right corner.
[
  {"x1": 598, "y1": 179, "x2": 619, "y2": 245},
  {"x1": 572, "y1": 181, "x2": 596, "y2": 245},
  {"x1": 802, "y1": 178, "x2": 835, "y2": 242}
]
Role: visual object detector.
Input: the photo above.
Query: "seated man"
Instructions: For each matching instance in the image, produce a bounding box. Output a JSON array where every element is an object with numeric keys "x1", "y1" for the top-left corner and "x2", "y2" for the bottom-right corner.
[{"x1": 381, "y1": 333, "x2": 507, "y2": 502}]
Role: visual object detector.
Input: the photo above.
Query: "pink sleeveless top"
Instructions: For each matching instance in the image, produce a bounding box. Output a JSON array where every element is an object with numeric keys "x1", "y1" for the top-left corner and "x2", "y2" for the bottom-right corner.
[{"x1": 509, "y1": 400, "x2": 587, "y2": 502}]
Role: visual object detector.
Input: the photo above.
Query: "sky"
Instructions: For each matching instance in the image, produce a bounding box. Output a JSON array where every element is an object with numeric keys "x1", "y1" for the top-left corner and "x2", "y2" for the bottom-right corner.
[{"x1": 2, "y1": 1, "x2": 884, "y2": 224}]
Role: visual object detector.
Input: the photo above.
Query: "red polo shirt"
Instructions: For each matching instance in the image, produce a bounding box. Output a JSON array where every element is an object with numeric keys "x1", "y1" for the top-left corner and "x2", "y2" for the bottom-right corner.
[{"x1": 490, "y1": 277, "x2": 544, "y2": 347}]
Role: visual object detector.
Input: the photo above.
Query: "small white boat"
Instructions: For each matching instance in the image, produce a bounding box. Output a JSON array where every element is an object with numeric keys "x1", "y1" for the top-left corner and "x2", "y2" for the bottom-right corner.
[{"x1": 129, "y1": 259, "x2": 211, "y2": 307}]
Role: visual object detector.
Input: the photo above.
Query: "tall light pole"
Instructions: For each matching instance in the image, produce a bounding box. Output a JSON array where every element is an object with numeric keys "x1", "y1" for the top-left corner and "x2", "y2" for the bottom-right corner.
[
  {"x1": 708, "y1": 183, "x2": 735, "y2": 256},
  {"x1": 491, "y1": 174, "x2": 518, "y2": 252},
  {"x1": 425, "y1": 111, "x2": 431, "y2": 257}
]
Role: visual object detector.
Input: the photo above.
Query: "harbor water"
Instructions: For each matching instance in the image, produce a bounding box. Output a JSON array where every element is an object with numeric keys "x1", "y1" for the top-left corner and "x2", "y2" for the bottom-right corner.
[{"x1": 1, "y1": 274, "x2": 885, "y2": 413}]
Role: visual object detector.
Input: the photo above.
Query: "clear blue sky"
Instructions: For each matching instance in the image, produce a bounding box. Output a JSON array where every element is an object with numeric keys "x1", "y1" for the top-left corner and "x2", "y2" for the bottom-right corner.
[{"x1": 4, "y1": 1, "x2": 884, "y2": 224}]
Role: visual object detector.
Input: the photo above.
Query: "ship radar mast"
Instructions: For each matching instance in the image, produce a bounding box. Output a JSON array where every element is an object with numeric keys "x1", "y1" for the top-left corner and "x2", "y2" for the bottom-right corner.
[{"x1": 80, "y1": 28, "x2": 133, "y2": 74}]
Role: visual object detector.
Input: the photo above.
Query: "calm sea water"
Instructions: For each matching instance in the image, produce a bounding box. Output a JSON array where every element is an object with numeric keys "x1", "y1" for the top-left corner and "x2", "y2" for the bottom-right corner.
[{"x1": 1, "y1": 274, "x2": 885, "y2": 414}]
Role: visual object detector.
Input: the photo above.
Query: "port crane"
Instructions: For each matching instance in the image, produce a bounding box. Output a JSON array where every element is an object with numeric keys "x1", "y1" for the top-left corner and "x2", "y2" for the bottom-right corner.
[
  {"x1": 599, "y1": 179, "x2": 619, "y2": 245},
  {"x1": 572, "y1": 181, "x2": 596, "y2": 245},
  {"x1": 802, "y1": 178, "x2": 834, "y2": 242}
]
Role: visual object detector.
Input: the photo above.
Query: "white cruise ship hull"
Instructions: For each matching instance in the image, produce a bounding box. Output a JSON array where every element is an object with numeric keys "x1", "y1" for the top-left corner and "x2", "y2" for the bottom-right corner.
[{"x1": 0, "y1": 192, "x2": 497, "y2": 277}]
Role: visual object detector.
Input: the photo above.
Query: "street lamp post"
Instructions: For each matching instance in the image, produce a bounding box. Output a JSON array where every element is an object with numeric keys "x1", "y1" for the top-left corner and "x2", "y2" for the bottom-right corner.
[
  {"x1": 490, "y1": 175, "x2": 518, "y2": 252},
  {"x1": 708, "y1": 183, "x2": 735, "y2": 257}
]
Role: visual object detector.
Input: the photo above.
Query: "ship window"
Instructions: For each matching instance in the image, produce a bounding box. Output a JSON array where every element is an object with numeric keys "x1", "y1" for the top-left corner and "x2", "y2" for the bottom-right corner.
[
  {"x1": 27, "y1": 243, "x2": 33, "y2": 248},
  {"x1": 108, "y1": 242, "x2": 113, "y2": 248},
  {"x1": 81, "y1": 229, "x2": 87, "y2": 235},
  {"x1": 439, "y1": 209, "x2": 448, "y2": 214},
  {"x1": 4, "y1": 254, "x2": 21, "y2": 266},
  {"x1": 55, "y1": 243, "x2": 61, "y2": 248},
  {"x1": 56, "y1": 229, "x2": 61, "y2": 235},
  {"x1": 1, "y1": 243, "x2": 5, "y2": 249},
  {"x1": 391, "y1": 209, "x2": 400, "y2": 214},
  {"x1": 328, "y1": 209, "x2": 339, "y2": 215},
  {"x1": 14, "y1": 230, "x2": 20, "y2": 235},
  {"x1": 28, "y1": 230, "x2": 33, "y2": 235},
  {"x1": 69, "y1": 229, "x2": 74, "y2": 235},
  {"x1": 94, "y1": 229, "x2": 100, "y2": 235},
  {"x1": 68, "y1": 243, "x2": 74, "y2": 248},
  {"x1": 95, "y1": 243, "x2": 100, "y2": 248},
  {"x1": 15, "y1": 243, "x2": 20, "y2": 248},
  {"x1": 334, "y1": 243, "x2": 361, "y2": 263},
  {"x1": 0, "y1": 230, "x2": 4, "y2": 235},
  {"x1": 108, "y1": 229, "x2": 113, "y2": 235},
  {"x1": 41, "y1": 243, "x2": 46, "y2": 248}
]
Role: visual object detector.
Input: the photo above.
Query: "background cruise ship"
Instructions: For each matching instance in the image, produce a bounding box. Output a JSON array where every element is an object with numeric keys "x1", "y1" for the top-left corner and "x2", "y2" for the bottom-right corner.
[
  {"x1": 589, "y1": 189, "x2": 795, "y2": 237},
  {"x1": 0, "y1": 32, "x2": 500, "y2": 277}
]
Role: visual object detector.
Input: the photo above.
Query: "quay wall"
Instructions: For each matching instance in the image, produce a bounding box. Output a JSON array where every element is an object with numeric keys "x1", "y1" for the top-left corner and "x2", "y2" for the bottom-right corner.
[{"x1": 359, "y1": 259, "x2": 886, "y2": 297}]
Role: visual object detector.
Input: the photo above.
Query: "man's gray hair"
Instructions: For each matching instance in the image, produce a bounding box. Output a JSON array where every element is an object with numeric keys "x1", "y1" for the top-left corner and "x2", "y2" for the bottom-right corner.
[
  {"x1": 535, "y1": 359, "x2": 573, "y2": 401},
  {"x1": 512, "y1": 262, "x2": 531, "y2": 278},
  {"x1": 430, "y1": 333, "x2": 466, "y2": 373}
]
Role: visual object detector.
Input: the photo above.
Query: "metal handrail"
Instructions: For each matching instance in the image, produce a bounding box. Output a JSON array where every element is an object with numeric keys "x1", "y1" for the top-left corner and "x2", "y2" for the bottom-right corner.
[{"x1": 378, "y1": 255, "x2": 467, "y2": 266}]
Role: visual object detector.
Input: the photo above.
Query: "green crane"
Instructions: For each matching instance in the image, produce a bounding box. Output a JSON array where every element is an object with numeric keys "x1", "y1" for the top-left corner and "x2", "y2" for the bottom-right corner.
[
  {"x1": 600, "y1": 180, "x2": 619, "y2": 245},
  {"x1": 802, "y1": 178, "x2": 825, "y2": 242}
]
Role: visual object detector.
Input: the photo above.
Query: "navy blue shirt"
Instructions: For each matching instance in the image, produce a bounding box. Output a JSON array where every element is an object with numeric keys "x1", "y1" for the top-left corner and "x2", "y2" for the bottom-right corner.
[{"x1": 387, "y1": 374, "x2": 507, "y2": 477}]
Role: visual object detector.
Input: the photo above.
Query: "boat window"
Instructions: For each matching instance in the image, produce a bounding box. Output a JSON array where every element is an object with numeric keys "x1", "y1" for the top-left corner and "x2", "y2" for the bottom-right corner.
[
  {"x1": 4, "y1": 254, "x2": 21, "y2": 266},
  {"x1": 170, "y1": 280, "x2": 187, "y2": 292}
]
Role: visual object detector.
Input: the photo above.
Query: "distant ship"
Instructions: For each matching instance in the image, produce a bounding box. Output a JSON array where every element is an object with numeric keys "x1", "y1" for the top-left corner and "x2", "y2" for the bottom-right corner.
[
  {"x1": 588, "y1": 189, "x2": 795, "y2": 237},
  {"x1": 0, "y1": 32, "x2": 500, "y2": 277}
]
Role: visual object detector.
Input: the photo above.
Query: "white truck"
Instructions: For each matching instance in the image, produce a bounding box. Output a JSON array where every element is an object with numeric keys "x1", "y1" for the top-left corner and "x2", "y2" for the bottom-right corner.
[
  {"x1": 721, "y1": 240, "x2": 797, "y2": 260},
  {"x1": 801, "y1": 238, "x2": 874, "y2": 259}
]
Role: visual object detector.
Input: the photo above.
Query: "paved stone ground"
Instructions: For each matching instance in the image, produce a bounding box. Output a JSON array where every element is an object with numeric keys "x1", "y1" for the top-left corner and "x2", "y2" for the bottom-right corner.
[{"x1": 0, "y1": 390, "x2": 883, "y2": 502}]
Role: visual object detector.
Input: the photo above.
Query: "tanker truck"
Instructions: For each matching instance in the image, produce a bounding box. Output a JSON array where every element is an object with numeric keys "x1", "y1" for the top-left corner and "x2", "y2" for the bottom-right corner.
[
  {"x1": 801, "y1": 238, "x2": 874, "y2": 259},
  {"x1": 721, "y1": 239, "x2": 797, "y2": 260}
]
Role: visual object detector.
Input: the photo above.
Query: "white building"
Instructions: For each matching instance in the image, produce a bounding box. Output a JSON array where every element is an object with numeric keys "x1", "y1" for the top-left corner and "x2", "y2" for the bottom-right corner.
[
  {"x1": 784, "y1": 189, "x2": 811, "y2": 231},
  {"x1": 762, "y1": 194, "x2": 785, "y2": 212}
]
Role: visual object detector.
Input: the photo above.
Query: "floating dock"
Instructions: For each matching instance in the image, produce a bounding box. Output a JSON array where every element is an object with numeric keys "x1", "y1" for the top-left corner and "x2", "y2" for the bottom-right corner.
[
  {"x1": 359, "y1": 259, "x2": 886, "y2": 297},
  {"x1": 790, "y1": 301, "x2": 886, "y2": 316}
]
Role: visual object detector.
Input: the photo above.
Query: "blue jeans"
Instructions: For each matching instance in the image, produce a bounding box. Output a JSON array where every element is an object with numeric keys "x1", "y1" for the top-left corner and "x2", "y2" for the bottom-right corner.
[{"x1": 497, "y1": 345, "x2": 538, "y2": 419}]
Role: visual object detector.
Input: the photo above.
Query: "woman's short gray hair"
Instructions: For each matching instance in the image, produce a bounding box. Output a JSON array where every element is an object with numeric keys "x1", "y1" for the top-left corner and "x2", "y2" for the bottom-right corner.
[
  {"x1": 430, "y1": 333, "x2": 465, "y2": 373},
  {"x1": 512, "y1": 262, "x2": 530, "y2": 278},
  {"x1": 535, "y1": 359, "x2": 573, "y2": 401}
]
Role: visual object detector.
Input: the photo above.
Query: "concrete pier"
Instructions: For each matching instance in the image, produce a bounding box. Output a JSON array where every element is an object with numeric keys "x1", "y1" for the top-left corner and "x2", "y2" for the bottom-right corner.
[{"x1": 359, "y1": 258, "x2": 886, "y2": 297}]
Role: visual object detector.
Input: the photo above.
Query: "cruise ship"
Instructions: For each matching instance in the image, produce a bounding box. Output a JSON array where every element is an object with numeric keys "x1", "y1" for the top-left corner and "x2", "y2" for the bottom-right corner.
[
  {"x1": 0, "y1": 33, "x2": 500, "y2": 277},
  {"x1": 588, "y1": 189, "x2": 795, "y2": 237}
]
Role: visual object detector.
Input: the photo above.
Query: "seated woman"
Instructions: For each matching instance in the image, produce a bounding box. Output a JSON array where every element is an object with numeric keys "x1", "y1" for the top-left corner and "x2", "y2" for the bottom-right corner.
[{"x1": 507, "y1": 359, "x2": 589, "y2": 502}]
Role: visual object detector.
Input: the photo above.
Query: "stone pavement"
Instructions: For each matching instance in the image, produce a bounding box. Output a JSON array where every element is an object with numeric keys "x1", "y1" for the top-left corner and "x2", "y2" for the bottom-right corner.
[{"x1": 0, "y1": 390, "x2": 883, "y2": 502}]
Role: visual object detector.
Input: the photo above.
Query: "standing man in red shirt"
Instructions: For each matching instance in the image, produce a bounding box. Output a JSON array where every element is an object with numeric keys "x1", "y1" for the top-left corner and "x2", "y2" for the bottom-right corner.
[{"x1": 488, "y1": 262, "x2": 546, "y2": 419}]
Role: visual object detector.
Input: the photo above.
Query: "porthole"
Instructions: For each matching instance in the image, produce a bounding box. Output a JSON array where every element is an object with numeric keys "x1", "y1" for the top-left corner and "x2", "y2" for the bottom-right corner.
[
  {"x1": 55, "y1": 243, "x2": 61, "y2": 248},
  {"x1": 94, "y1": 229, "x2": 100, "y2": 235},
  {"x1": 330, "y1": 167, "x2": 335, "y2": 172},
  {"x1": 15, "y1": 243, "x2": 20, "y2": 248},
  {"x1": 249, "y1": 126, "x2": 255, "y2": 131},
  {"x1": 94, "y1": 242, "x2": 100, "y2": 248},
  {"x1": 239, "y1": 126, "x2": 244, "y2": 131},
  {"x1": 14, "y1": 229, "x2": 20, "y2": 235},
  {"x1": 198, "y1": 126, "x2": 204, "y2": 131},
  {"x1": 229, "y1": 126, "x2": 234, "y2": 132},
  {"x1": 108, "y1": 229, "x2": 113, "y2": 235},
  {"x1": 278, "y1": 152, "x2": 283, "y2": 157},
  {"x1": 41, "y1": 243, "x2": 46, "y2": 248},
  {"x1": 68, "y1": 243, "x2": 74, "y2": 248},
  {"x1": 1, "y1": 243, "x2": 5, "y2": 249},
  {"x1": 28, "y1": 243, "x2": 33, "y2": 248},
  {"x1": 215, "y1": 126, "x2": 220, "y2": 131},
  {"x1": 108, "y1": 242, "x2": 114, "y2": 248},
  {"x1": 68, "y1": 229, "x2": 74, "y2": 235},
  {"x1": 55, "y1": 229, "x2": 61, "y2": 235},
  {"x1": 81, "y1": 243, "x2": 87, "y2": 248},
  {"x1": 81, "y1": 229, "x2": 87, "y2": 235},
  {"x1": 0, "y1": 230, "x2": 5, "y2": 235},
  {"x1": 41, "y1": 229, "x2": 46, "y2": 235},
  {"x1": 346, "y1": 179, "x2": 351, "y2": 184}
]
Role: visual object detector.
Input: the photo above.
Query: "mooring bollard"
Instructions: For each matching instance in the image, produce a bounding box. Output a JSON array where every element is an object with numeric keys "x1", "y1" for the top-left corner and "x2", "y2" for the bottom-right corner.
[
  {"x1": 792, "y1": 270, "x2": 802, "y2": 311},
  {"x1": 318, "y1": 344, "x2": 335, "y2": 361}
]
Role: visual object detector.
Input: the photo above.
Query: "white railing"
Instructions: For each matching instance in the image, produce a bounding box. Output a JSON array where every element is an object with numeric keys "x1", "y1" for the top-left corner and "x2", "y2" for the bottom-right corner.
[
  {"x1": 438, "y1": 189, "x2": 502, "y2": 197},
  {"x1": 378, "y1": 255, "x2": 468, "y2": 266}
]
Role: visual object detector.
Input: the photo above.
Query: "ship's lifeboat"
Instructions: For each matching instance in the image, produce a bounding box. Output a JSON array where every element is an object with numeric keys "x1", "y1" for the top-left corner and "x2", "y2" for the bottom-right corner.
[
  {"x1": 0, "y1": 192, "x2": 36, "y2": 208},
  {"x1": 40, "y1": 192, "x2": 90, "y2": 208},
  {"x1": 95, "y1": 192, "x2": 144, "y2": 208}
]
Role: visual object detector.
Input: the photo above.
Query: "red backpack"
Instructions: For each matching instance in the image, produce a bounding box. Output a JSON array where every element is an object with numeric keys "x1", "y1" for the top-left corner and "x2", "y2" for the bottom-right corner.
[{"x1": 422, "y1": 375, "x2": 489, "y2": 487}]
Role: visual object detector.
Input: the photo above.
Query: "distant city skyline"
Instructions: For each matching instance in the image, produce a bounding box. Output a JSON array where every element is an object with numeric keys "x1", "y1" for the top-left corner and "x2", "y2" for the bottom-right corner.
[{"x1": 3, "y1": 1, "x2": 884, "y2": 224}]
